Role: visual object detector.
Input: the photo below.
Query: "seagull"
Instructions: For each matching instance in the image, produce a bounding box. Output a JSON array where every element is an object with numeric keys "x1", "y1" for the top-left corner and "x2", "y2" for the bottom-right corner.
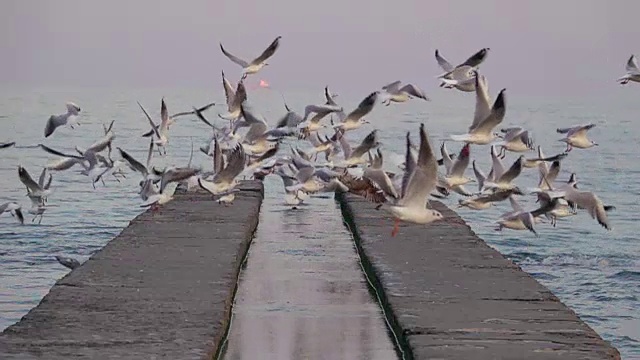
[
  {"x1": 138, "y1": 99, "x2": 170, "y2": 155},
  {"x1": 198, "y1": 143, "x2": 246, "y2": 198},
  {"x1": 219, "y1": 73, "x2": 247, "y2": 121},
  {"x1": 55, "y1": 255, "x2": 81, "y2": 270},
  {"x1": 523, "y1": 146, "x2": 568, "y2": 169},
  {"x1": 380, "y1": 81, "x2": 430, "y2": 105},
  {"x1": 493, "y1": 127, "x2": 535, "y2": 158},
  {"x1": 44, "y1": 102, "x2": 81, "y2": 138},
  {"x1": 556, "y1": 173, "x2": 612, "y2": 230},
  {"x1": 440, "y1": 142, "x2": 474, "y2": 196},
  {"x1": 556, "y1": 124, "x2": 598, "y2": 152},
  {"x1": 117, "y1": 137, "x2": 157, "y2": 184},
  {"x1": 450, "y1": 88, "x2": 507, "y2": 145},
  {"x1": 335, "y1": 129, "x2": 381, "y2": 167},
  {"x1": 141, "y1": 102, "x2": 216, "y2": 137},
  {"x1": 332, "y1": 91, "x2": 378, "y2": 132},
  {"x1": 0, "y1": 202, "x2": 24, "y2": 224},
  {"x1": 220, "y1": 36, "x2": 282, "y2": 79},
  {"x1": 469, "y1": 72, "x2": 492, "y2": 132},
  {"x1": 435, "y1": 48, "x2": 490, "y2": 91},
  {"x1": 18, "y1": 166, "x2": 53, "y2": 199},
  {"x1": 237, "y1": 104, "x2": 294, "y2": 156},
  {"x1": 383, "y1": 123, "x2": 444, "y2": 237},
  {"x1": 495, "y1": 196, "x2": 551, "y2": 236},
  {"x1": 530, "y1": 189, "x2": 576, "y2": 227},
  {"x1": 458, "y1": 187, "x2": 524, "y2": 210},
  {"x1": 275, "y1": 168, "x2": 306, "y2": 207},
  {"x1": 38, "y1": 144, "x2": 112, "y2": 188},
  {"x1": 363, "y1": 149, "x2": 399, "y2": 200},
  {"x1": 483, "y1": 155, "x2": 525, "y2": 192},
  {"x1": 139, "y1": 167, "x2": 199, "y2": 211},
  {"x1": 616, "y1": 55, "x2": 640, "y2": 85},
  {"x1": 26, "y1": 193, "x2": 47, "y2": 225}
]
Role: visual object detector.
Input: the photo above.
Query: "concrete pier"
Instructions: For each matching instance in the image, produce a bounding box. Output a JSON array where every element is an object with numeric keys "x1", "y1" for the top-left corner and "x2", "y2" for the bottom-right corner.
[
  {"x1": 337, "y1": 192, "x2": 621, "y2": 360},
  {"x1": 221, "y1": 187, "x2": 397, "y2": 359},
  {"x1": 0, "y1": 181, "x2": 263, "y2": 360}
]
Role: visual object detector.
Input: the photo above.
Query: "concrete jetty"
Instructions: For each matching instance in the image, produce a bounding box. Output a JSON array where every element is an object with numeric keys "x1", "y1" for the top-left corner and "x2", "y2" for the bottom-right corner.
[
  {"x1": 337, "y1": 192, "x2": 621, "y2": 360},
  {"x1": 222, "y1": 188, "x2": 397, "y2": 359},
  {"x1": 0, "y1": 181, "x2": 264, "y2": 360}
]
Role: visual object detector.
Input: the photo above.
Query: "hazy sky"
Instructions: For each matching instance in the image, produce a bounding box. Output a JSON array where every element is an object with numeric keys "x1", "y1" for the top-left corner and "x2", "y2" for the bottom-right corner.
[{"x1": 1, "y1": 1, "x2": 639, "y2": 96}]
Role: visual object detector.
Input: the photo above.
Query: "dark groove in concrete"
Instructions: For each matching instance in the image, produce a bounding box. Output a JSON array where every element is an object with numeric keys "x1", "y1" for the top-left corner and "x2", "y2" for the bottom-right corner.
[
  {"x1": 336, "y1": 192, "x2": 621, "y2": 360},
  {"x1": 0, "y1": 181, "x2": 264, "y2": 360}
]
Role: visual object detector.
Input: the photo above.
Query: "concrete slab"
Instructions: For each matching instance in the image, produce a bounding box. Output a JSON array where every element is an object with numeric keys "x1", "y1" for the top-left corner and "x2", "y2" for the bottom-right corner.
[
  {"x1": 0, "y1": 181, "x2": 264, "y2": 360},
  {"x1": 337, "y1": 192, "x2": 621, "y2": 360}
]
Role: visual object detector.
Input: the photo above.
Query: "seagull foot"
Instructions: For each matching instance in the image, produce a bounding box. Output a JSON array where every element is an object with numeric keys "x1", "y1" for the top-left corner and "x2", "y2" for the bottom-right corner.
[{"x1": 391, "y1": 218, "x2": 400, "y2": 237}]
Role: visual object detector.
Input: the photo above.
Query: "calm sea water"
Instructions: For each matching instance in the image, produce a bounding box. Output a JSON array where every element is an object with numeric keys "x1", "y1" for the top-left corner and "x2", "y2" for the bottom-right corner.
[{"x1": 0, "y1": 86, "x2": 638, "y2": 358}]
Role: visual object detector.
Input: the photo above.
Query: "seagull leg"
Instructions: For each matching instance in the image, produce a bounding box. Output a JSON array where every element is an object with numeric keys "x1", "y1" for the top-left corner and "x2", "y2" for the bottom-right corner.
[
  {"x1": 38, "y1": 215, "x2": 43, "y2": 225},
  {"x1": 101, "y1": 178, "x2": 106, "y2": 187},
  {"x1": 391, "y1": 218, "x2": 400, "y2": 237}
]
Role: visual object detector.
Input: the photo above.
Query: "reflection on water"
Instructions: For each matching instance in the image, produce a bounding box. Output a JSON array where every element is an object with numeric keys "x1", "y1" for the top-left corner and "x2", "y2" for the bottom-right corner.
[{"x1": 223, "y1": 177, "x2": 397, "y2": 360}]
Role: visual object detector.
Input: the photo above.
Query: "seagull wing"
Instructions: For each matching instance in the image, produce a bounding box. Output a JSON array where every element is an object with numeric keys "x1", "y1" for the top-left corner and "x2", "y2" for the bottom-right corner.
[
  {"x1": 459, "y1": 48, "x2": 489, "y2": 68},
  {"x1": 213, "y1": 144, "x2": 246, "y2": 184},
  {"x1": 250, "y1": 36, "x2": 282, "y2": 65},
  {"x1": 435, "y1": 50, "x2": 454, "y2": 72},
  {"x1": 564, "y1": 189, "x2": 611, "y2": 230},
  {"x1": 349, "y1": 130, "x2": 378, "y2": 160},
  {"x1": 219, "y1": 43, "x2": 249, "y2": 67},
  {"x1": 382, "y1": 80, "x2": 402, "y2": 93},
  {"x1": 440, "y1": 142, "x2": 454, "y2": 174},
  {"x1": 450, "y1": 144, "x2": 471, "y2": 177},
  {"x1": 471, "y1": 89, "x2": 507, "y2": 136},
  {"x1": 222, "y1": 70, "x2": 236, "y2": 110},
  {"x1": 398, "y1": 124, "x2": 437, "y2": 210},
  {"x1": 470, "y1": 73, "x2": 491, "y2": 132},
  {"x1": 18, "y1": 166, "x2": 43, "y2": 193},
  {"x1": 137, "y1": 101, "x2": 161, "y2": 138},
  {"x1": 626, "y1": 55, "x2": 640, "y2": 75},
  {"x1": 343, "y1": 91, "x2": 377, "y2": 123},
  {"x1": 400, "y1": 84, "x2": 429, "y2": 100},
  {"x1": 117, "y1": 147, "x2": 147, "y2": 176},
  {"x1": 401, "y1": 132, "x2": 417, "y2": 199},
  {"x1": 497, "y1": 156, "x2": 524, "y2": 184}
]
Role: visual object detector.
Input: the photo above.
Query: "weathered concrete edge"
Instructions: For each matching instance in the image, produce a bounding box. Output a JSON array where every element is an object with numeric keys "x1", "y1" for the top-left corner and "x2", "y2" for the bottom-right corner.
[
  {"x1": 208, "y1": 182, "x2": 265, "y2": 360},
  {"x1": 335, "y1": 192, "x2": 415, "y2": 360},
  {"x1": 1, "y1": 181, "x2": 265, "y2": 360},
  {"x1": 335, "y1": 191, "x2": 621, "y2": 360}
]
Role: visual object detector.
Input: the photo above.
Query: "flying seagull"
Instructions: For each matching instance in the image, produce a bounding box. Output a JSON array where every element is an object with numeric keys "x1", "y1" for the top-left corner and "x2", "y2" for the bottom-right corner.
[{"x1": 220, "y1": 36, "x2": 282, "y2": 79}]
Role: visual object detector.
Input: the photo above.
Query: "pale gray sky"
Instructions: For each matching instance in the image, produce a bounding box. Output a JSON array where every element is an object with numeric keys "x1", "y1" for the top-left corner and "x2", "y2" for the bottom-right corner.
[{"x1": 1, "y1": 0, "x2": 639, "y2": 95}]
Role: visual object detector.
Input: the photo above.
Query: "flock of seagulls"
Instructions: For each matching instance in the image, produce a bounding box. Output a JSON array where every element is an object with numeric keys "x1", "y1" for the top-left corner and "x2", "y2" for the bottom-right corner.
[{"x1": 1, "y1": 38, "x2": 631, "y2": 270}]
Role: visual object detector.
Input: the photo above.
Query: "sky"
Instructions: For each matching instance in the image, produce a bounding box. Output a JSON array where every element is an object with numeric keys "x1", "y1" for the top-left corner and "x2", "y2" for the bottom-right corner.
[{"x1": 1, "y1": 0, "x2": 639, "y2": 96}]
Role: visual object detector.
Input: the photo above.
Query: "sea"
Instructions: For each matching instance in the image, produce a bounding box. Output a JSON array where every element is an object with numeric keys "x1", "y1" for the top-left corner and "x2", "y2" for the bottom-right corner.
[{"x1": 0, "y1": 85, "x2": 638, "y2": 358}]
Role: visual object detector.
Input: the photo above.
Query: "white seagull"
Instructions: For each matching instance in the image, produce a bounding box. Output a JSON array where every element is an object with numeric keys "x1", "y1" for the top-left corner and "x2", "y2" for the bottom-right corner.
[
  {"x1": 384, "y1": 123, "x2": 444, "y2": 237},
  {"x1": 450, "y1": 88, "x2": 507, "y2": 145},
  {"x1": 616, "y1": 55, "x2": 640, "y2": 85},
  {"x1": 380, "y1": 81, "x2": 430, "y2": 105},
  {"x1": 556, "y1": 124, "x2": 598, "y2": 152},
  {"x1": 220, "y1": 36, "x2": 282, "y2": 79},
  {"x1": 435, "y1": 48, "x2": 490, "y2": 91},
  {"x1": 332, "y1": 91, "x2": 378, "y2": 132},
  {"x1": 44, "y1": 102, "x2": 81, "y2": 138}
]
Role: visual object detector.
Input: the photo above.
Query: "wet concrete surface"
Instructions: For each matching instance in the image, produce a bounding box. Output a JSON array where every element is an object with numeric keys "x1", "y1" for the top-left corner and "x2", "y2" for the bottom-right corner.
[
  {"x1": 0, "y1": 181, "x2": 263, "y2": 360},
  {"x1": 337, "y1": 193, "x2": 621, "y2": 360},
  {"x1": 222, "y1": 188, "x2": 398, "y2": 360}
]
